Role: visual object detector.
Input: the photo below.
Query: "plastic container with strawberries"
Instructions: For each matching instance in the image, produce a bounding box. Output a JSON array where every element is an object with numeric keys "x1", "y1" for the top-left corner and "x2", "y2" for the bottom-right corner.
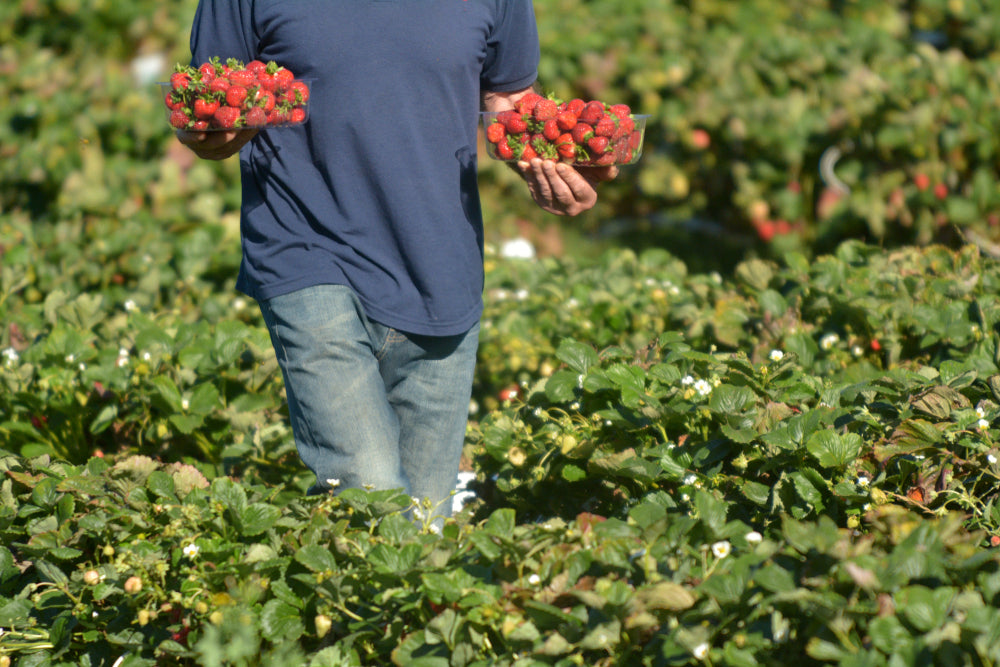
[
  {"x1": 481, "y1": 93, "x2": 647, "y2": 166},
  {"x1": 160, "y1": 57, "x2": 310, "y2": 131}
]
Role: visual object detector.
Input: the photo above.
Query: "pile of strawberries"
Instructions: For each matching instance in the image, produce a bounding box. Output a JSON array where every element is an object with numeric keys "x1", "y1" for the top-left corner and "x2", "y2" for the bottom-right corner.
[
  {"x1": 484, "y1": 92, "x2": 643, "y2": 166},
  {"x1": 163, "y1": 58, "x2": 310, "y2": 131}
]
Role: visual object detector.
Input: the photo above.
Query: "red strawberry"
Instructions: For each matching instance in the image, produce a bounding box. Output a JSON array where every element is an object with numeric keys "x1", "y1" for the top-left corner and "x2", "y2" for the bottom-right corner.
[
  {"x1": 555, "y1": 133, "x2": 576, "y2": 160},
  {"x1": 542, "y1": 119, "x2": 561, "y2": 141},
  {"x1": 486, "y1": 121, "x2": 507, "y2": 144},
  {"x1": 253, "y1": 89, "x2": 277, "y2": 113},
  {"x1": 170, "y1": 70, "x2": 192, "y2": 91},
  {"x1": 192, "y1": 120, "x2": 210, "y2": 130},
  {"x1": 285, "y1": 81, "x2": 310, "y2": 105},
  {"x1": 629, "y1": 130, "x2": 643, "y2": 150},
  {"x1": 579, "y1": 100, "x2": 605, "y2": 125},
  {"x1": 209, "y1": 78, "x2": 231, "y2": 95},
  {"x1": 532, "y1": 98, "x2": 559, "y2": 122},
  {"x1": 555, "y1": 110, "x2": 577, "y2": 131},
  {"x1": 213, "y1": 105, "x2": 243, "y2": 129},
  {"x1": 267, "y1": 109, "x2": 290, "y2": 125},
  {"x1": 586, "y1": 135, "x2": 609, "y2": 154},
  {"x1": 571, "y1": 123, "x2": 594, "y2": 145},
  {"x1": 228, "y1": 68, "x2": 256, "y2": 88},
  {"x1": 226, "y1": 85, "x2": 249, "y2": 108},
  {"x1": 257, "y1": 67, "x2": 279, "y2": 92},
  {"x1": 514, "y1": 92, "x2": 544, "y2": 115},
  {"x1": 198, "y1": 61, "x2": 218, "y2": 83},
  {"x1": 164, "y1": 92, "x2": 186, "y2": 111},
  {"x1": 274, "y1": 67, "x2": 295, "y2": 91},
  {"x1": 497, "y1": 136, "x2": 515, "y2": 160},
  {"x1": 246, "y1": 106, "x2": 268, "y2": 127},
  {"x1": 520, "y1": 143, "x2": 539, "y2": 161},
  {"x1": 594, "y1": 115, "x2": 617, "y2": 137},
  {"x1": 595, "y1": 151, "x2": 618, "y2": 166},
  {"x1": 289, "y1": 107, "x2": 307, "y2": 124},
  {"x1": 566, "y1": 98, "x2": 586, "y2": 116},
  {"x1": 246, "y1": 60, "x2": 267, "y2": 76},
  {"x1": 169, "y1": 108, "x2": 191, "y2": 129},
  {"x1": 614, "y1": 116, "x2": 635, "y2": 141},
  {"x1": 193, "y1": 96, "x2": 220, "y2": 120},
  {"x1": 499, "y1": 111, "x2": 527, "y2": 135},
  {"x1": 609, "y1": 104, "x2": 631, "y2": 119}
]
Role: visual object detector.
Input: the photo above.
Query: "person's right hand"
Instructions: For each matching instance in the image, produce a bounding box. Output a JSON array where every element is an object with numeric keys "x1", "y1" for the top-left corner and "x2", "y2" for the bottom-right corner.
[{"x1": 176, "y1": 128, "x2": 259, "y2": 160}]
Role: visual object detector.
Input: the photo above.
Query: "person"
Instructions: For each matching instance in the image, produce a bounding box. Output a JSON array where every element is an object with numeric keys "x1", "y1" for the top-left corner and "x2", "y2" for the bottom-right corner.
[{"x1": 176, "y1": 1, "x2": 617, "y2": 523}]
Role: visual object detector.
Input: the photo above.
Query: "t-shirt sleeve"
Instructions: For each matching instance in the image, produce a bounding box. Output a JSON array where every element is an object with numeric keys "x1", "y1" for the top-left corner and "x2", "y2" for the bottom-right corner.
[
  {"x1": 481, "y1": 0, "x2": 540, "y2": 92},
  {"x1": 188, "y1": 0, "x2": 258, "y2": 67}
]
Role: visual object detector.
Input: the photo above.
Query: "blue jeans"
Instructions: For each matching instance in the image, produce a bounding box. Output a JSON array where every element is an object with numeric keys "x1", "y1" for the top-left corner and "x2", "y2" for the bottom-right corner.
[{"x1": 258, "y1": 284, "x2": 480, "y2": 519}]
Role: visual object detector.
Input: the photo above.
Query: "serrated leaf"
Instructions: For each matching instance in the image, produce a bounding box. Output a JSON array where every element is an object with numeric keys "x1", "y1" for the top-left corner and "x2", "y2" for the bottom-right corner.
[
  {"x1": 295, "y1": 544, "x2": 337, "y2": 573},
  {"x1": 556, "y1": 338, "x2": 599, "y2": 374},
  {"x1": 238, "y1": 502, "x2": 280, "y2": 536},
  {"x1": 260, "y1": 599, "x2": 304, "y2": 642}
]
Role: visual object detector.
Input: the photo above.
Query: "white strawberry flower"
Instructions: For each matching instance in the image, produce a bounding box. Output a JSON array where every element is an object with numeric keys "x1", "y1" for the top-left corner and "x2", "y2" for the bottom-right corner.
[
  {"x1": 769, "y1": 349, "x2": 784, "y2": 362},
  {"x1": 183, "y1": 543, "x2": 200, "y2": 559},
  {"x1": 745, "y1": 530, "x2": 763, "y2": 544},
  {"x1": 693, "y1": 642, "x2": 710, "y2": 660},
  {"x1": 711, "y1": 541, "x2": 731, "y2": 559}
]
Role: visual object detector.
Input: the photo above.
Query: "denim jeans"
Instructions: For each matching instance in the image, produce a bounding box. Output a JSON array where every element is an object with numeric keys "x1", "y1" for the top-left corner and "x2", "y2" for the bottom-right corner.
[{"x1": 258, "y1": 284, "x2": 480, "y2": 520}]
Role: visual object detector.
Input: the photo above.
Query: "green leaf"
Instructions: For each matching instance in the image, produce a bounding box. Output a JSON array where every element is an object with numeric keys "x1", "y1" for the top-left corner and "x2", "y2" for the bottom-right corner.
[
  {"x1": 485, "y1": 508, "x2": 516, "y2": 538},
  {"x1": 897, "y1": 585, "x2": 954, "y2": 633},
  {"x1": 561, "y1": 464, "x2": 586, "y2": 482},
  {"x1": 753, "y1": 563, "x2": 797, "y2": 593},
  {"x1": 295, "y1": 545, "x2": 338, "y2": 573},
  {"x1": 260, "y1": 599, "x2": 304, "y2": 642},
  {"x1": 211, "y1": 477, "x2": 247, "y2": 513},
  {"x1": 556, "y1": 338, "x2": 599, "y2": 374},
  {"x1": 695, "y1": 490, "x2": 728, "y2": 538},
  {"x1": 709, "y1": 384, "x2": 756, "y2": 415},
  {"x1": 805, "y1": 429, "x2": 863, "y2": 468},
  {"x1": 544, "y1": 369, "x2": 580, "y2": 403},
  {"x1": 145, "y1": 470, "x2": 177, "y2": 501},
  {"x1": 238, "y1": 502, "x2": 280, "y2": 536}
]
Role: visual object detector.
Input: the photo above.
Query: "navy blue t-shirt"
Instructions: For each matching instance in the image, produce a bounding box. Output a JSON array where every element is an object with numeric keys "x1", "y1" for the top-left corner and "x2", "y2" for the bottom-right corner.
[{"x1": 189, "y1": 0, "x2": 539, "y2": 335}]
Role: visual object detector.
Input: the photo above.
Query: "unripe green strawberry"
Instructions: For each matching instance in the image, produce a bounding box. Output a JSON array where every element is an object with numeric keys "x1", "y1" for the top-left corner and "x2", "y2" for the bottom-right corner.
[
  {"x1": 124, "y1": 576, "x2": 143, "y2": 595},
  {"x1": 315, "y1": 614, "x2": 333, "y2": 639}
]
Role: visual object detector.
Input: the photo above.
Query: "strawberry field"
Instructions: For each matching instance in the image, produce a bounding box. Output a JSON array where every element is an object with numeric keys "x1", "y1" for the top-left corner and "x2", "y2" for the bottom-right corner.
[{"x1": 3, "y1": 1, "x2": 1000, "y2": 665}]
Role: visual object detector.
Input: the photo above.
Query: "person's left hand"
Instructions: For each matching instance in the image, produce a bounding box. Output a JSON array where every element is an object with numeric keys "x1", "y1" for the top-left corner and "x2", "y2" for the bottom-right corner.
[{"x1": 517, "y1": 159, "x2": 619, "y2": 216}]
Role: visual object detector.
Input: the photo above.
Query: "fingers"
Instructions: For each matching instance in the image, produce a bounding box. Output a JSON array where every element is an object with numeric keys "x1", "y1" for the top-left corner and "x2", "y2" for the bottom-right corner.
[
  {"x1": 175, "y1": 128, "x2": 259, "y2": 160},
  {"x1": 518, "y1": 159, "x2": 614, "y2": 216}
]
